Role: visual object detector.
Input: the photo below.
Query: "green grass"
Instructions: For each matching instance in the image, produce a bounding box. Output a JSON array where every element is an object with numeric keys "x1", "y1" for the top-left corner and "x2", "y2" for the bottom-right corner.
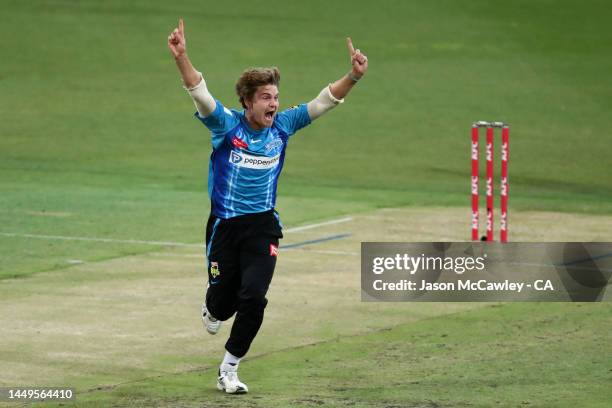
[
  {"x1": 1, "y1": 0, "x2": 612, "y2": 406},
  {"x1": 2, "y1": 0, "x2": 612, "y2": 278},
  {"x1": 39, "y1": 303, "x2": 612, "y2": 407}
]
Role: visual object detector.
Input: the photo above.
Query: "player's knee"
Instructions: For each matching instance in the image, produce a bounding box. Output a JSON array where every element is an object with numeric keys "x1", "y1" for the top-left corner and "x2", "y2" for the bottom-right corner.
[
  {"x1": 206, "y1": 298, "x2": 237, "y2": 321},
  {"x1": 210, "y1": 306, "x2": 235, "y2": 321},
  {"x1": 238, "y1": 291, "x2": 268, "y2": 312}
]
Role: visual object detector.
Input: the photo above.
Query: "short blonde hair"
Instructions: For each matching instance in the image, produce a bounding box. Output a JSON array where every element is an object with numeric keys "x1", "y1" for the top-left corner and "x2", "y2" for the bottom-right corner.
[{"x1": 235, "y1": 67, "x2": 281, "y2": 109}]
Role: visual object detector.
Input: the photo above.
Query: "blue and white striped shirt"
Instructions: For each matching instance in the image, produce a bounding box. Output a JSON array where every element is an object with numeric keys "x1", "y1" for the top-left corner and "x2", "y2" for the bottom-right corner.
[{"x1": 196, "y1": 101, "x2": 311, "y2": 219}]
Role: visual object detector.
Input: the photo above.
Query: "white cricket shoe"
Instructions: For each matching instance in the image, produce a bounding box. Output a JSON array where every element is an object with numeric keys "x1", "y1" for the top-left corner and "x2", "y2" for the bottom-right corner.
[
  {"x1": 201, "y1": 303, "x2": 221, "y2": 335},
  {"x1": 217, "y1": 363, "x2": 248, "y2": 394}
]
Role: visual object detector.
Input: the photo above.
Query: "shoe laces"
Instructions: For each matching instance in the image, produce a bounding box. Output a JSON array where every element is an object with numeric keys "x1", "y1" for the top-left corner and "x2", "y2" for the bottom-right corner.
[{"x1": 224, "y1": 370, "x2": 238, "y2": 383}]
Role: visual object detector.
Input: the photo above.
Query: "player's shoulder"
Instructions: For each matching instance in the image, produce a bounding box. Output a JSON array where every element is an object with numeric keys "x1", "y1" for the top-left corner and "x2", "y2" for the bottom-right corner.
[
  {"x1": 216, "y1": 103, "x2": 244, "y2": 130},
  {"x1": 275, "y1": 103, "x2": 310, "y2": 133},
  {"x1": 196, "y1": 100, "x2": 242, "y2": 138},
  {"x1": 214, "y1": 100, "x2": 241, "y2": 117},
  {"x1": 278, "y1": 104, "x2": 303, "y2": 114},
  {"x1": 275, "y1": 104, "x2": 305, "y2": 123}
]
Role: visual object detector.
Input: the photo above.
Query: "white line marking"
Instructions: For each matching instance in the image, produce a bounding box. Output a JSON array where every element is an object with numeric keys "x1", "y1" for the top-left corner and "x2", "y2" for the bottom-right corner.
[
  {"x1": 149, "y1": 249, "x2": 360, "y2": 258},
  {"x1": 284, "y1": 217, "x2": 353, "y2": 233},
  {"x1": 149, "y1": 253, "x2": 204, "y2": 258},
  {"x1": 0, "y1": 216, "x2": 355, "y2": 248},
  {"x1": 0, "y1": 232, "x2": 205, "y2": 248},
  {"x1": 285, "y1": 248, "x2": 359, "y2": 256}
]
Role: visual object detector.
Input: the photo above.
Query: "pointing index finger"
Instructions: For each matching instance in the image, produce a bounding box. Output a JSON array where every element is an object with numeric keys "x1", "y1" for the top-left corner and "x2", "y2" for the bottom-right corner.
[
  {"x1": 179, "y1": 18, "x2": 184, "y2": 36},
  {"x1": 346, "y1": 37, "x2": 355, "y2": 56}
]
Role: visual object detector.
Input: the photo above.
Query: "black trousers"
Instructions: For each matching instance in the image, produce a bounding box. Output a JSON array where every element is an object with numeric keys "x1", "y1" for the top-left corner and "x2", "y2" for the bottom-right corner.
[{"x1": 205, "y1": 209, "x2": 283, "y2": 358}]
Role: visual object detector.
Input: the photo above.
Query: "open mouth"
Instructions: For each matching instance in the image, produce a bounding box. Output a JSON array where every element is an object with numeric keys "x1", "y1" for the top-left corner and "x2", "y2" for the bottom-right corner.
[{"x1": 264, "y1": 111, "x2": 275, "y2": 121}]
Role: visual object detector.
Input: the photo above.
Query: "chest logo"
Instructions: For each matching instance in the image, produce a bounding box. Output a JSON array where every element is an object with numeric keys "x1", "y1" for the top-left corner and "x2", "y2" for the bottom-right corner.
[
  {"x1": 265, "y1": 138, "x2": 284, "y2": 152},
  {"x1": 230, "y1": 151, "x2": 243, "y2": 164},
  {"x1": 231, "y1": 136, "x2": 249, "y2": 149},
  {"x1": 229, "y1": 151, "x2": 281, "y2": 170}
]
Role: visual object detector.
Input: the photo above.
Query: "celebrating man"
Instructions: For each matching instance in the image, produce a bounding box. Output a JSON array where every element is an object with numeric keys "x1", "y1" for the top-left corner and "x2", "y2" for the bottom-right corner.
[{"x1": 168, "y1": 18, "x2": 368, "y2": 394}]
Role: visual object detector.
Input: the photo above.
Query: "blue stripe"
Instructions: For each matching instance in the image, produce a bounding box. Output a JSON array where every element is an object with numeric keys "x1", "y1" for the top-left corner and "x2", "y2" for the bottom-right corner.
[
  {"x1": 273, "y1": 211, "x2": 283, "y2": 228},
  {"x1": 282, "y1": 233, "x2": 351, "y2": 249},
  {"x1": 206, "y1": 218, "x2": 221, "y2": 259}
]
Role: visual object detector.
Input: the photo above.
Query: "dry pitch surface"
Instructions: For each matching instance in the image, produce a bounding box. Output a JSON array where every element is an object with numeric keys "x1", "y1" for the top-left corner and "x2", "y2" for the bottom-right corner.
[{"x1": 1, "y1": 207, "x2": 611, "y2": 392}]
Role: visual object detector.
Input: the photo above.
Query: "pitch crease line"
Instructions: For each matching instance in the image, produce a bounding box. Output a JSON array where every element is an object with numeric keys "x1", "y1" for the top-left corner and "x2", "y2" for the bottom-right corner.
[
  {"x1": 0, "y1": 232, "x2": 205, "y2": 248},
  {"x1": 284, "y1": 216, "x2": 353, "y2": 233},
  {"x1": 0, "y1": 216, "x2": 354, "y2": 248},
  {"x1": 282, "y1": 233, "x2": 351, "y2": 249}
]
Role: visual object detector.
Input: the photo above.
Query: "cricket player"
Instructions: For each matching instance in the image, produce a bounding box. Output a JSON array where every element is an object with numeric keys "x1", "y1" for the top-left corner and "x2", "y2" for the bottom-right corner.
[{"x1": 168, "y1": 18, "x2": 368, "y2": 394}]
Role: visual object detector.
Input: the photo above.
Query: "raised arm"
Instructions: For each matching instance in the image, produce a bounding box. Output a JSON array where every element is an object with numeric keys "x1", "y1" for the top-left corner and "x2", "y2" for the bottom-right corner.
[
  {"x1": 168, "y1": 19, "x2": 216, "y2": 116},
  {"x1": 330, "y1": 37, "x2": 369, "y2": 99},
  {"x1": 307, "y1": 37, "x2": 369, "y2": 120}
]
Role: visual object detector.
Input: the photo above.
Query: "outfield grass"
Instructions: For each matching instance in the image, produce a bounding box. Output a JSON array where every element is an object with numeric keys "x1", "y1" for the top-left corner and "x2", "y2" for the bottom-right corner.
[
  {"x1": 1, "y1": 0, "x2": 612, "y2": 406},
  {"x1": 33, "y1": 303, "x2": 612, "y2": 408},
  {"x1": 2, "y1": 0, "x2": 612, "y2": 277},
  {"x1": 2, "y1": 208, "x2": 611, "y2": 407}
]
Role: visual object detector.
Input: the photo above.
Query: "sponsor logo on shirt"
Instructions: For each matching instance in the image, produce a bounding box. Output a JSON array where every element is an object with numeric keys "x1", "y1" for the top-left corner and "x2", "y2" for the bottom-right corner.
[
  {"x1": 270, "y1": 244, "x2": 279, "y2": 257},
  {"x1": 229, "y1": 151, "x2": 280, "y2": 169},
  {"x1": 230, "y1": 151, "x2": 243, "y2": 164},
  {"x1": 232, "y1": 136, "x2": 249, "y2": 149}
]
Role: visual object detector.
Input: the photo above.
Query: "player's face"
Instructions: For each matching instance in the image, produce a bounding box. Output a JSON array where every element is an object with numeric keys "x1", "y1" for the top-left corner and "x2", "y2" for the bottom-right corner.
[{"x1": 246, "y1": 85, "x2": 279, "y2": 129}]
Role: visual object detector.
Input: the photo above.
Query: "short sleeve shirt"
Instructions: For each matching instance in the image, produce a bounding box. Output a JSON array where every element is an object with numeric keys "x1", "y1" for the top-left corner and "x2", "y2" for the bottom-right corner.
[{"x1": 196, "y1": 101, "x2": 311, "y2": 219}]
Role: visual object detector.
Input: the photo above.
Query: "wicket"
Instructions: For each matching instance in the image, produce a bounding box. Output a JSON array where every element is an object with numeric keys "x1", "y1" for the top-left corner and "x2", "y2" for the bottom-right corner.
[{"x1": 471, "y1": 121, "x2": 509, "y2": 242}]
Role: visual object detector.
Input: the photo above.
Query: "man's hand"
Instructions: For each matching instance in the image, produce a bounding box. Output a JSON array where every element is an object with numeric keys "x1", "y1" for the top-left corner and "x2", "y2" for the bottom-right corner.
[
  {"x1": 169, "y1": 18, "x2": 200, "y2": 88},
  {"x1": 168, "y1": 18, "x2": 186, "y2": 59},
  {"x1": 346, "y1": 37, "x2": 368, "y2": 79},
  {"x1": 327, "y1": 37, "x2": 369, "y2": 100}
]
